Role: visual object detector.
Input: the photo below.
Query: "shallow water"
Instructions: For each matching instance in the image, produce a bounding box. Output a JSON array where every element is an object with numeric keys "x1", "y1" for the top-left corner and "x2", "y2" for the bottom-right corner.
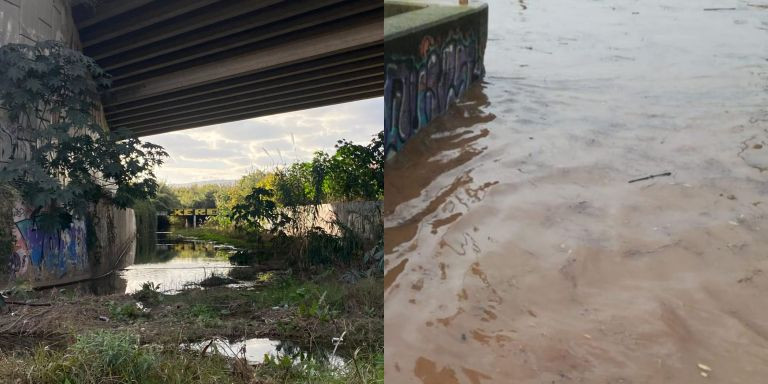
[
  {"x1": 120, "y1": 234, "x2": 237, "y2": 294},
  {"x1": 67, "y1": 232, "x2": 240, "y2": 295},
  {"x1": 384, "y1": 1, "x2": 768, "y2": 383},
  {"x1": 187, "y1": 337, "x2": 346, "y2": 368}
]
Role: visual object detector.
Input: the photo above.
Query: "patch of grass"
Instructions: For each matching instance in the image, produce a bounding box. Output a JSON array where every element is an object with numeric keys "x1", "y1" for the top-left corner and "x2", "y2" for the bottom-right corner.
[
  {"x1": 0, "y1": 330, "x2": 234, "y2": 384},
  {"x1": 108, "y1": 301, "x2": 148, "y2": 322},
  {"x1": 186, "y1": 304, "x2": 222, "y2": 326},
  {"x1": 252, "y1": 349, "x2": 384, "y2": 384},
  {"x1": 133, "y1": 281, "x2": 164, "y2": 305},
  {"x1": 246, "y1": 276, "x2": 345, "y2": 314},
  {"x1": 342, "y1": 276, "x2": 383, "y2": 318}
]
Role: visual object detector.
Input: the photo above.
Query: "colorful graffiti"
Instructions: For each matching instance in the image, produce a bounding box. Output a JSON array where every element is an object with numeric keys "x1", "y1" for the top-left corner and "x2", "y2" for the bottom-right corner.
[
  {"x1": 384, "y1": 29, "x2": 486, "y2": 156},
  {"x1": 10, "y1": 201, "x2": 88, "y2": 280}
]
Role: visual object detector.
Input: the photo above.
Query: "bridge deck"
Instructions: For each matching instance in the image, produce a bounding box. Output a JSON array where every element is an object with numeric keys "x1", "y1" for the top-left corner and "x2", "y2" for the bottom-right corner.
[{"x1": 72, "y1": 0, "x2": 383, "y2": 136}]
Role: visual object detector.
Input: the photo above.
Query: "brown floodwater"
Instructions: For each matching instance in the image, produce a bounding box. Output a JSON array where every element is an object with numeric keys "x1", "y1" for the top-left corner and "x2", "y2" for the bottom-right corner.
[{"x1": 384, "y1": 0, "x2": 768, "y2": 383}]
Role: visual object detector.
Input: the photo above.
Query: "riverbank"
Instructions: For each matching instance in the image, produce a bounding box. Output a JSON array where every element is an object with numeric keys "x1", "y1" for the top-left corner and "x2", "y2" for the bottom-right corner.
[{"x1": 0, "y1": 268, "x2": 383, "y2": 383}]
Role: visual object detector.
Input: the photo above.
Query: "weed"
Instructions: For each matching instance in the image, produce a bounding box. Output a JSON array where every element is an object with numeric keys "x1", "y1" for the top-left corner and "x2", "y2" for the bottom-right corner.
[
  {"x1": 187, "y1": 304, "x2": 221, "y2": 326},
  {"x1": 0, "y1": 330, "x2": 233, "y2": 384},
  {"x1": 108, "y1": 301, "x2": 148, "y2": 321},
  {"x1": 255, "y1": 348, "x2": 384, "y2": 384},
  {"x1": 133, "y1": 281, "x2": 163, "y2": 305}
]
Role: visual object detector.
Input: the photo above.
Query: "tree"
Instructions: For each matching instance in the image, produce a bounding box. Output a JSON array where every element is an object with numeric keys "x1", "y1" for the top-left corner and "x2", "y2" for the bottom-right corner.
[
  {"x1": 324, "y1": 132, "x2": 383, "y2": 201},
  {"x1": 0, "y1": 41, "x2": 168, "y2": 231},
  {"x1": 229, "y1": 187, "x2": 289, "y2": 234}
]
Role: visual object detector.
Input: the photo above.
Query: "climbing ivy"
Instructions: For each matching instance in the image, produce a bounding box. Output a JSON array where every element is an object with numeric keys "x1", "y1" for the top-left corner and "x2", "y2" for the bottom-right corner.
[{"x1": 0, "y1": 41, "x2": 168, "y2": 231}]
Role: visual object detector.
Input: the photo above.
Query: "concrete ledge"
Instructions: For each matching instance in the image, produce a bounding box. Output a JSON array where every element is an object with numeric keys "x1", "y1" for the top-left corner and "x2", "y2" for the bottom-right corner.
[{"x1": 384, "y1": 0, "x2": 488, "y2": 157}]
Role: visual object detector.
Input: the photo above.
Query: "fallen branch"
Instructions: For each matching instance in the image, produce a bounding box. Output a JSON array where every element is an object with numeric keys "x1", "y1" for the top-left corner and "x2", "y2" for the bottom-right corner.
[
  {"x1": 5, "y1": 300, "x2": 53, "y2": 306},
  {"x1": 628, "y1": 172, "x2": 672, "y2": 183}
]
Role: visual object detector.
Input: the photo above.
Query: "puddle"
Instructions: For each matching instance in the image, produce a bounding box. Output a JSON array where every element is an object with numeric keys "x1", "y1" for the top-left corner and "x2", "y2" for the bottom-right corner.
[{"x1": 186, "y1": 337, "x2": 345, "y2": 368}]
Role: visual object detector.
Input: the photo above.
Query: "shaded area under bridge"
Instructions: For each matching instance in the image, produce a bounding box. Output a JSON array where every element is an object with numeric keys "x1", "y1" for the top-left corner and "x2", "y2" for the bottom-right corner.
[{"x1": 71, "y1": 0, "x2": 384, "y2": 136}]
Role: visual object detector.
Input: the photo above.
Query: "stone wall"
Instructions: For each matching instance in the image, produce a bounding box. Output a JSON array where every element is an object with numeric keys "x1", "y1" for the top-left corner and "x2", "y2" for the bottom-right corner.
[
  {"x1": 384, "y1": 1, "x2": 488, "y2": 157},
  {"x1": 0, "y1": 0, "x2": 135, "y2": 287}
]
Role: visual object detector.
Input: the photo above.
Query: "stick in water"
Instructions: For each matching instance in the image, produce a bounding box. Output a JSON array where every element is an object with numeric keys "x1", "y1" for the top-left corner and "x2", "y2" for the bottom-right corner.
[{"x1": 628, "y1": 172, "x2": 672, "y2": 184}]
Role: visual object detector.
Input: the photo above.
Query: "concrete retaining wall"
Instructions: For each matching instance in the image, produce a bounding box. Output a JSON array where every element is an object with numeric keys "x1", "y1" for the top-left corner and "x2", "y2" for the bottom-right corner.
[
  {"x1": 0, "y1": 0, "x2": 135, "y2": 287},
  {"x1": 285, "y1": 201, "x2": 383, "y2": 242},
  {"x1": 384, "y1": 1, "x2": 488, "y2": 157},
  {"x1": 0, "y1": 0, "x2": 80, "y2": 48}
]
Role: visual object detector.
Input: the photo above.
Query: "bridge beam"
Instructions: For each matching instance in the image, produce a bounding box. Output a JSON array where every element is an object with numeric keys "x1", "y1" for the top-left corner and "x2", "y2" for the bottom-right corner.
[{"x1": 71, "y1": 0, "x2": 384, "y2": 136}]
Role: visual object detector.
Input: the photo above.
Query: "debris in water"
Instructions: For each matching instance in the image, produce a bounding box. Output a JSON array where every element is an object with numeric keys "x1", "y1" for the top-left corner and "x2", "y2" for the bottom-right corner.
[
  {"x1": 703, "y1": 7, "x2": 736, "y2": 11},
  {"x1": 98, "y1": 316, "x2": 109, "y2": 322},
  {"x1": 628, "y1": 172, "x2": 672, "y2": 183}
]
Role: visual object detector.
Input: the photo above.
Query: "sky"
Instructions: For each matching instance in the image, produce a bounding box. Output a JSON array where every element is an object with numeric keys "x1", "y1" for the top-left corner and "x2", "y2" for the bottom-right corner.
[{"x1": 145, "y1": 97, "x2": 382, "y2": 185}]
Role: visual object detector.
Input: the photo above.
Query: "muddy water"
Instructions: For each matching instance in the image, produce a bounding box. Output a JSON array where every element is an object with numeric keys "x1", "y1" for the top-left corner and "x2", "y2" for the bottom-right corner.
[{"x1": 384, "y1": 1, "x2": 768, "y2": 383}]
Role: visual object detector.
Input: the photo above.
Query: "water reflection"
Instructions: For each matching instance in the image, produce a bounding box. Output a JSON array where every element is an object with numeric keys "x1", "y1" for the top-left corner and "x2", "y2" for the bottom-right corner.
[
  {"x1": 385, "y1": 0, "x2": 768, "y2": 383},
  {"x1": 71, "y1": 232, "x2": 241, "y2": 295},
  {"x1": 188, "y1": 337, "x2": 345, "y2": 368}
]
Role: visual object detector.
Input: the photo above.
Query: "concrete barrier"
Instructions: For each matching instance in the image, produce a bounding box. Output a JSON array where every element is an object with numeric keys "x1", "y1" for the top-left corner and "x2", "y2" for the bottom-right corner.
[
  {"x1": 0, "y1": 0, "x2": 134, "y2": 288},
  {"x1": 284, "y1": 201, "x2": 383, "y2": 241},
  {"x1": 384, "y1": 0, "x2": 488, "y2": 157}
]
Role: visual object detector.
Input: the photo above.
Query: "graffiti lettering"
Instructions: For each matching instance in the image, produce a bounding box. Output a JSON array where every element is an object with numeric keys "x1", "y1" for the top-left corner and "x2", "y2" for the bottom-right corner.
[
  {"x1": 385, "y1": 29, "x2": 486, "y2": 156},
  {"x1": 10, "y1": 201, "x2": 88, "y2": 280}
]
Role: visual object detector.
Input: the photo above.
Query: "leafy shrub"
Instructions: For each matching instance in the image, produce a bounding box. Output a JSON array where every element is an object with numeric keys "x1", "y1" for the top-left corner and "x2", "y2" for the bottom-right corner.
[
  {"x1": 108, "y1": 301, "x2": 148, "y2": 321},
  {"x1": 132, "y1": 282, "x2": 163, "y2": 305},
  {"x1": 0, "y1": 41, "x2": 167, "y2": 231}
]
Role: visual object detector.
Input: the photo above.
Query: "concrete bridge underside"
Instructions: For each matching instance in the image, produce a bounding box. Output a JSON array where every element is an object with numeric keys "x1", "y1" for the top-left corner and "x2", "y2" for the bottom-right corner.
[{"x1": 72, "y1": 0, "x2": 383, "y2": 137}]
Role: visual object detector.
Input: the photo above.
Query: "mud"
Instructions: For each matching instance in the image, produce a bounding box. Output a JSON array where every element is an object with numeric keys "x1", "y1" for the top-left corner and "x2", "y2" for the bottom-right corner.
[{"x1": 384, "y1": 0, "x2": 768, "y2": 383}]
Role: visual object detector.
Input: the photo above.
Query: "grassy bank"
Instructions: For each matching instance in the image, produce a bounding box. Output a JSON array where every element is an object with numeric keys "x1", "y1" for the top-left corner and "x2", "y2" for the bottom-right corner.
[
  {"x1": 0, "y1": 272, "x2": 383, "y2": 383},
  {"x1": 0, "y1": 329, "x2": 383, "y2": 383}
]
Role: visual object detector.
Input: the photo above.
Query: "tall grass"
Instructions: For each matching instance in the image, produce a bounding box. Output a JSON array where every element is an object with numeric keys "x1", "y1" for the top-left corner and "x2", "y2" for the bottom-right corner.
[
  {"x1": 0, "y1": 329, "x2": 384, "y2": 384},
  {"x1": 0, "y1": 330, "x2": 233, "y2": 384}
]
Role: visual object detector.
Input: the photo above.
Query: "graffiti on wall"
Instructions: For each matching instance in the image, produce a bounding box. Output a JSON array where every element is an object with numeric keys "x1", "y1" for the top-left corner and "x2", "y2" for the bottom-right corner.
[
  {"x1": 384, "y1": 29, "x2": 486, "y2": 155},
  {"x1": 10, "y1": 201, "x2": 88, "y2": 280}
]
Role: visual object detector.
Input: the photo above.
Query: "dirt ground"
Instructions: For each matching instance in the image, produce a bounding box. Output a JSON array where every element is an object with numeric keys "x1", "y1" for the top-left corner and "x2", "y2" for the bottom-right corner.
[
  {"x1": 0, "y1": 282, "x2": 381, "y2": 355},
  {"x1": 384, "y1": 0, "x2": 768, "y2": 383}
]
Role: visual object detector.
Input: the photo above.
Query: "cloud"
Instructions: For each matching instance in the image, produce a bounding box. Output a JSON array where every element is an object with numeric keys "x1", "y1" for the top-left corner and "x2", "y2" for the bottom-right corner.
[{"x1": 146, "y1": 98, "x2": 382, "y2": 184}]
